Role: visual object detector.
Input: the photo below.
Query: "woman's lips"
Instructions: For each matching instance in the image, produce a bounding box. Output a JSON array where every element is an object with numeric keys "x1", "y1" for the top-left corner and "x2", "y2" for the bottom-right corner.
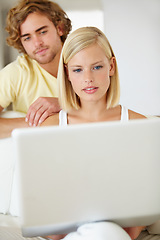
[{"x1": 83, "y1": 87, "x2": 98, "y2": 94}]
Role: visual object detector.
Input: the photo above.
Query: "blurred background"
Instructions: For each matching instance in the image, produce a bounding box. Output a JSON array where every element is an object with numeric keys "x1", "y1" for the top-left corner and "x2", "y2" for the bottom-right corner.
[{"x1": 0, "y1": 0, "x2": 160, "y2": 115}]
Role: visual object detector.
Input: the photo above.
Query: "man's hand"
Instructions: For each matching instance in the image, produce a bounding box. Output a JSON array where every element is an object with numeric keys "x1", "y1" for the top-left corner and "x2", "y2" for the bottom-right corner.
[
  {"x1": 25, "y1": 97, "x2": 61, "y2": 126},
  {"x1": 123, "y1": 226, "x2": 145, "y2": 240}
]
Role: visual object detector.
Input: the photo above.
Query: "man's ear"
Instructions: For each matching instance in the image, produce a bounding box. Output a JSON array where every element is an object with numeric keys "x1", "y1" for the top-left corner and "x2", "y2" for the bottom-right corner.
[
  {"x1": 109, "y1": 57, "x2": 116, "y2": 76},
  {"x1": 57, "y1": 22, "x2": 64, "y2": 37}
]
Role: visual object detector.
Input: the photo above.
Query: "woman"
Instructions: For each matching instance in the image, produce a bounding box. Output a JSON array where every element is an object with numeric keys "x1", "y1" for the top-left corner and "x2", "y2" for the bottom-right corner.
[
  {"x1": 42, "y1": 26, "x2": 146, "y2": 240},
  {"x1": 43, "y1": 27, "x2": 145, "y2": 126}
]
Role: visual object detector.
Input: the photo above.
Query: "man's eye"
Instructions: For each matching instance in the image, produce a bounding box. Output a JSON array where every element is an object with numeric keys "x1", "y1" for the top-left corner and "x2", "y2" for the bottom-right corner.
[
  {"x1": 24, "y1": 36, "x2": 30, "y2": 41},
  {"x1": 73, "y1": 69, "x2": 82, "y2": 73},
  {"x1": 40, "y1": 30, "x2": 47, "y2": 35},
  {"x1": 94, "y1": 65, "x2": 103, "y2": 70}
]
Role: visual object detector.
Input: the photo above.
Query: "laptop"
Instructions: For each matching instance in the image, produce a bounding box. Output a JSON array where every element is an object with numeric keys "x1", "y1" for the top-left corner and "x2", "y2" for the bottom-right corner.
[{"x1": 12, "y1": 118, "x2": 160, "y2": 237}]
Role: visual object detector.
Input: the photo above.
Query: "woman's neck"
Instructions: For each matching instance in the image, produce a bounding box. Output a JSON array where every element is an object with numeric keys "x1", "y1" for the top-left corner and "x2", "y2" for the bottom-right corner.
[
  {"x1": 79, "y1": 101, "x2": 108, "y2": 121},
  {"x1": 68, "y1": 100, "x2": 121, "y2": 124}
]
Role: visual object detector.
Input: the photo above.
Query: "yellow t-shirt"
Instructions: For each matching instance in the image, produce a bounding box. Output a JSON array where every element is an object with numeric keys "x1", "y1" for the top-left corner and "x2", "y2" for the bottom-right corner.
[{"x1": 0, "y1": 55, "x2": 58, "y2": 113}]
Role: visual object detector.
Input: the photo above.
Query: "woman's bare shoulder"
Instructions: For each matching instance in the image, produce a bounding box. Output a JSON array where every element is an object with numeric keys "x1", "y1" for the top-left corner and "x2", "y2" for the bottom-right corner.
[
  {"x1": 40, "y1": 113, "x2": 59, "y2": 126},
  {"x1": 128, "y1": 110, "x2": 146, "y2": 120}
]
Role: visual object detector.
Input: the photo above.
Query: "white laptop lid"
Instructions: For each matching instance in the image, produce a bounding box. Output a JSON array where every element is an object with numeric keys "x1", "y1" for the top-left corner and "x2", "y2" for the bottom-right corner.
[{"x1": 12, "y1": 118, "x2": 160, "y2": 237}]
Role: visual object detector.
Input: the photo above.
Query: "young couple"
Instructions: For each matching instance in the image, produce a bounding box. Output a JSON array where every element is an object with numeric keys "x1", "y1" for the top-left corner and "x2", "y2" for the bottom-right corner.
[{"x1": 1, "y1": 0, "x2": 159, "y2": 239}]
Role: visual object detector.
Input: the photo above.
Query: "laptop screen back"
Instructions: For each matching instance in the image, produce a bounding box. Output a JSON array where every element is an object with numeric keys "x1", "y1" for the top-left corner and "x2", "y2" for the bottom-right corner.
[{"x1": 12, "y1": 118, "x2": 160, "y2": 237}]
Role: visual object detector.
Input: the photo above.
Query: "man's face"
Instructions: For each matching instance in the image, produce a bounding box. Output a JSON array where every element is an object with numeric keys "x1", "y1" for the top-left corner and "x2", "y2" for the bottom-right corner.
[{"x1": 20, "y1": 12, "x2": 63, "y2": 65}]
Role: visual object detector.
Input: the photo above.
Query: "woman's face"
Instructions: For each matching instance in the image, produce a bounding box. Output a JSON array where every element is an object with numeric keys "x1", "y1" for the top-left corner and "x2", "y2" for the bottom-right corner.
[{"x1": 67, "y1": 43, "x2": 115, "y2": 105}]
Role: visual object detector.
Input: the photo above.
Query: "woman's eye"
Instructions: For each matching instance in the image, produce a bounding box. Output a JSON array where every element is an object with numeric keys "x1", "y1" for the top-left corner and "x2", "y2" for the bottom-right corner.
[
  {"x1": 73, "y1": 69, "x2": 82, "y2": 73},
  {"x1": 94, "y1": 65, "x2": 103, "y2": 70}
]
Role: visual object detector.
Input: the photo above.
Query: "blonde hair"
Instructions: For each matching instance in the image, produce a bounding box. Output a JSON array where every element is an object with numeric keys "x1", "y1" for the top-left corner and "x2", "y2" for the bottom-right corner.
[
  {"x1": 58, "y1": 26, "x2": 120, "y2": 111},
  {"x1": 6, "y1": 0, "x2": 72, "y2": 53}
]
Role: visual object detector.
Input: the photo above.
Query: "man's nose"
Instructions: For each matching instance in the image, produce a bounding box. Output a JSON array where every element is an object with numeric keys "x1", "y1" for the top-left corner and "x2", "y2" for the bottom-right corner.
[{"x1": 33, "y1": 35, "x2": 43, "y2": 47}]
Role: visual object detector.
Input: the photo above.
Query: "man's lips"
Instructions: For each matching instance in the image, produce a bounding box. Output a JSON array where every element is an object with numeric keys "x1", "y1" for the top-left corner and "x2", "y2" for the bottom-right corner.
[
  {"x1": 34, "y1": 47, "x2": 48, "y2": 55},
  {"x1": 82, "y1": 87, "x2": 98, "y2": 94}
]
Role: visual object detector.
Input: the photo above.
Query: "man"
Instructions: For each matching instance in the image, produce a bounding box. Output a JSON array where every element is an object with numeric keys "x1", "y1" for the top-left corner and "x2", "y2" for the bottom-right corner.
[
  {"x1": 0, "y1": 4, "x2": 70, "y2": 240},
  {"x1": 0, "y1": 0, "x2": 72, "y2": 135}
]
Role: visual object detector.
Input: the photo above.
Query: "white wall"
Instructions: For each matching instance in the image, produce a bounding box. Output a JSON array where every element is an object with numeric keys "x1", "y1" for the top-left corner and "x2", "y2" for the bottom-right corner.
[
  {"x1": 102, "y1": 0, "x2": 160, "y2": 115},
  {"x1": 54, "y1": 0, "x2": 104, "y2": 32},
  {"x1": 66, "y1": 10, "x2": 104, "y2": 32}
]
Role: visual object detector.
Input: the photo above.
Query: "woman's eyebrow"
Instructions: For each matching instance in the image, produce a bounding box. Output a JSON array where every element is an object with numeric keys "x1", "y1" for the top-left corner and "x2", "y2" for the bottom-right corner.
[
  {"x1": 68, "y1": 60, "x2": 104, "y2": 69},
  {"x1": 69, "y1": 65, "x2": 82, "y2": 68},
  {"x1": 91, "y1": 60, "x2": 103, "y2": 65}
]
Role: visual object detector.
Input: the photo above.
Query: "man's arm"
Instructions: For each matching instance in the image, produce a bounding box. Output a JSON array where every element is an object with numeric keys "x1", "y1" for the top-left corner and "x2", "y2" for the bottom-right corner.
[
  {"x1": 25, "y1": 97, "x2": 61, "y2": 127},
  {"x1": 0, "y1": 105, "x2": 29, "y2": 139},
  {"x1": 0, "y1": 96, "x2": 60, "y2": 138},
  {"x1": 0, "y1": 117, "x2": 28, "y2": 139}
]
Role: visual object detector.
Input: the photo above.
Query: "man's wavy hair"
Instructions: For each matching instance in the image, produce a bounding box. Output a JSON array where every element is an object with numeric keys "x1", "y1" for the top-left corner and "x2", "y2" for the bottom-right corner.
[{"x1": 5, "y1": 0, "x2": 72, "y2": 53}]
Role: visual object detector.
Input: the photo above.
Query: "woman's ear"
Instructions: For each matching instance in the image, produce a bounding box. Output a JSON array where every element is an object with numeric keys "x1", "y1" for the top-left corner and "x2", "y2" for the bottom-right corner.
[
  {"x1": 65, "y1": 65, "x2": 70, "y2": 81},
  {"x1": 109, "y1": 57, "x2": 116, "y2": 76}
]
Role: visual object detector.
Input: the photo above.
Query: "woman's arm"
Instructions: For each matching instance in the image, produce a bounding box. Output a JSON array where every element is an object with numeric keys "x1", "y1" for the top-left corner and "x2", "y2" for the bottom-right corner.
[
  {"x1": 40, "y1": 113, "x2": 59, "y2": 126},
  {"x1": 124, "y1": 226, "x2": 146, "y2": 239},
  {"x1": 128, "y1": 110, "x2": 146, "y2": 120},
  {"x1": 45, "y1": 234, "x2": 67, "y2": 240}
]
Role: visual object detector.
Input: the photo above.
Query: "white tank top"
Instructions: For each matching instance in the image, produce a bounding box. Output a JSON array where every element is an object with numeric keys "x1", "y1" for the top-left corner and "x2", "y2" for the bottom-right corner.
[{"x1": 59, "y1": 105, "x2": 129, "y2": 126}]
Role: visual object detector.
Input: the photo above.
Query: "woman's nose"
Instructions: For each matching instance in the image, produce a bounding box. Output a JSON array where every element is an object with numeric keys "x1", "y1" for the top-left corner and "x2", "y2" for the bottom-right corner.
[{"x1": 84, "y1": 70, "x2": 93, "y2": 83}]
